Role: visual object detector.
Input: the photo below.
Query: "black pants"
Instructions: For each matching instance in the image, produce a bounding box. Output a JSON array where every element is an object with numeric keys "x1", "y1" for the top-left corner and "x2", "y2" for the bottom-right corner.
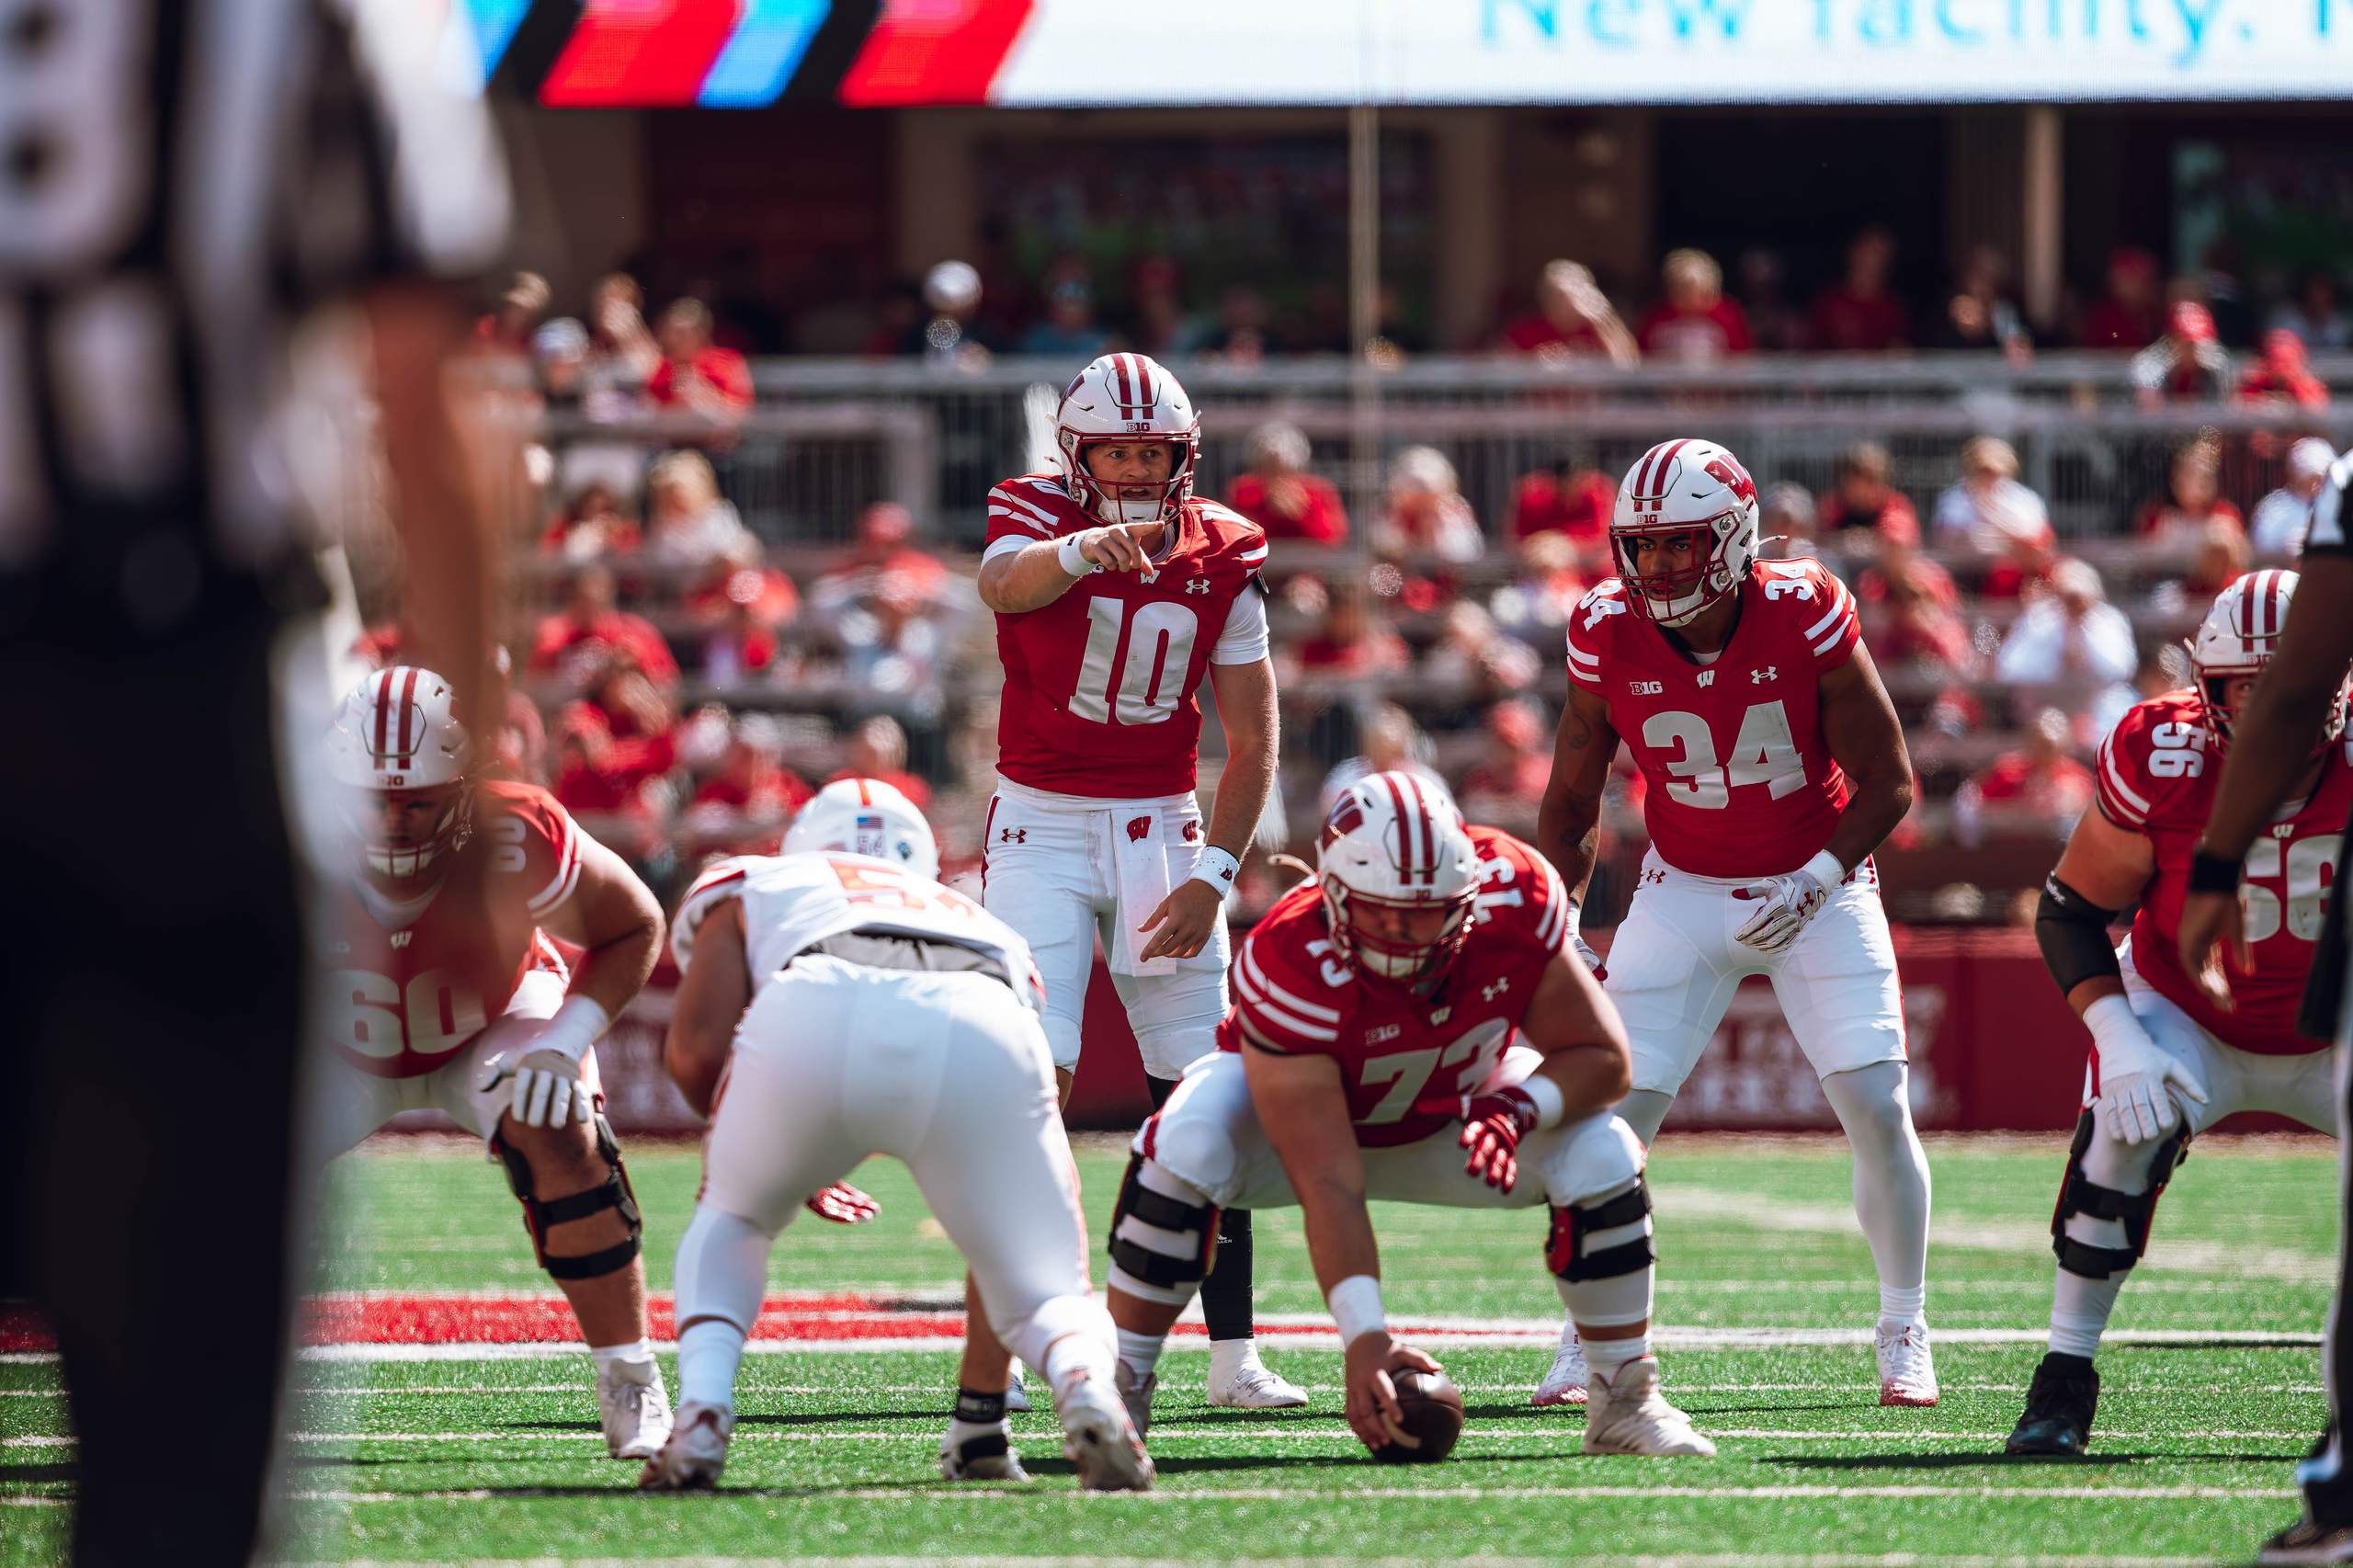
[{"x1": 0, "y1": 628, "x2": 307, "y2": 1568}]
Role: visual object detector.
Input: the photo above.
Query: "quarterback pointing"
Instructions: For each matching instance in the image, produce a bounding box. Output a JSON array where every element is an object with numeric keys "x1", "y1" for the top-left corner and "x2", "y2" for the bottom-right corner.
[
  {"x1": 1537, "y1": 438, "x2": 1936, "y2": 1407},
  {"x1": 971, "y1": 352, "x2": 1301, "y2": 1418}
]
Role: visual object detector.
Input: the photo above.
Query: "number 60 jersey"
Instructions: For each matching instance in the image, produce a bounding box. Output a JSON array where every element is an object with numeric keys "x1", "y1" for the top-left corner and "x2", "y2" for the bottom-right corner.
[
  {"x1": 983, "y1": 472, "x2": 1269, "y2": 798},
  {"x1": 1564, "y1": 557, "x2": 1861, "y2": 879},
  {"x1": 2097, "y1": 689, "x2": 2353, "y2": 1056}
]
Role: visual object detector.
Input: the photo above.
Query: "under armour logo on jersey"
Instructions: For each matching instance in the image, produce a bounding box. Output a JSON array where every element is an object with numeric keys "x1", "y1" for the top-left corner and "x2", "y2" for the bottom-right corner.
[
  {"x1": 1750, "y1": 665, "x2": 1779, "y2": 685},
  {"x1": 1483, "y1": 977, "x2": 1510, "y2": 1002},
  {"x1": 1641, "y1": 868, "x2": 1667, "y2": 886},
  {"x1": 1697, "y1": 670, "x2": 1716, "y2": 687},
  {"x1": 1127, "y1": 815, "x2": 1153, "y2": 842},
  {"x1": 1184, "y1": 576, "x2": 1211, "y2": 595},
  {"x1": 391, "y1": 931, "x2": 413, "y2": 949},
  {"x1": 999, "y1": 826, "x2": 1027, "y2": 844}
]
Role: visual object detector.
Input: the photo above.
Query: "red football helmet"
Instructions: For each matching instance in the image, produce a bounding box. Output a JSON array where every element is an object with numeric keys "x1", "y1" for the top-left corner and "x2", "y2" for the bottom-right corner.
[
  {"x1": 1609, "y1": 437, "x2": 1760, "y2": 627},
  {"x1": 2188, "y1": 568, "x2": 2347, "y2": 757},
  {"x1": 324, "y1": 665, "x2": 474, "y2": 881},
  {"x1": 1054, "y1": 353, "x2": 1199, "y2": 528},
  {"x1": 1316, "y1": 771, "x2": 1483, "y2": 994}
]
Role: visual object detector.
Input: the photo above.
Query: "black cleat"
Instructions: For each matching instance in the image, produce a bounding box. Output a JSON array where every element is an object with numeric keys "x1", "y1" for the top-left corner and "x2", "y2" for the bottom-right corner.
[
  {"x1": 2005, "y1": 1352, "x2": 2098, "y2": 1457},
  {"x1": 2259, "y1": 1517, "x2": 2353, "y2": 1564}
]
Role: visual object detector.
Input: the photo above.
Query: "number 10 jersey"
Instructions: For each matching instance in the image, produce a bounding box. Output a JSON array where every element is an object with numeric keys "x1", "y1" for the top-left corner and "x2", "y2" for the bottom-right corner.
[{"x1": 983, "y1": 472, "x2": 1269, "y2": 799}]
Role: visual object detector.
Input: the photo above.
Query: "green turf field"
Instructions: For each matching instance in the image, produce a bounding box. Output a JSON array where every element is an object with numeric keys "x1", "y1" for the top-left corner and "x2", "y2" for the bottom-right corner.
[{"x1": 2, "y1": 1132, "x2": 2334, "y2": 1565}]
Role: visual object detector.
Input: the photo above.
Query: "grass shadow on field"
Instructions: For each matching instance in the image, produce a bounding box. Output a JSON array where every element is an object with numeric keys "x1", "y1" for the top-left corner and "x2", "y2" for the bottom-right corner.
[
  {"x1": 0, "y1": 1462, "x2": 77, "y2": 1484},
  {"x1": 1769, "y1": 1450, "x2": 2294, "y2": 1470}
]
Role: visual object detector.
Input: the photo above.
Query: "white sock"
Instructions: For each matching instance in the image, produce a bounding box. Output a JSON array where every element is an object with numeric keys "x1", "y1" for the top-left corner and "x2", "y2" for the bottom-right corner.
[
  {"x1": 1117, "y1": 1328, "x2": 1166, "y2": 1380},
  {"x1": 2050, "y1": 1268, "x2": 2126, "y2": 1359},
  {"x1": 592, "y1": 1337, "x2": 654, "y2": 1369},
  {"x1": 676, "y1": 1319, "x2": 745, "y2": 1412},
  {"x1": 1821, "y1": 1062, "x2": 1932, "y2": 1321},
  {"x1": 1043, "y1": 1332, "x2": 1115, "y2": 1394},
  {"x1": 1879, "y1": 1284, "x2": 1927, "y2": 1326},
  {"x1": 1582, "y1": 1334, "x2": 1653, "y2": 1381},
  {"x1": 1208, "y1": 1336, "x2": 1259, "y2": 1381}
]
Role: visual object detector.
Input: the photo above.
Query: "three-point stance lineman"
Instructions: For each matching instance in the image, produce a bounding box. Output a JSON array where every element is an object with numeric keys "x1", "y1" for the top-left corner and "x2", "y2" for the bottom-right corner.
[
  {"x1": 643, "y1": 779, "x2": 1151, "y2": 1492},
  {"x1": 1106, "y1": 773, "x2": 1713, "y2": 1458},
  {"x1": 1537, "y1": 438, "x2": 1934, "y2": 1408}
]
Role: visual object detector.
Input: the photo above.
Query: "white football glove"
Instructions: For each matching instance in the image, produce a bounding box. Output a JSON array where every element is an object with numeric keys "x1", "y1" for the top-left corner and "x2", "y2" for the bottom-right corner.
[
  {"x1": 477, "y1": 1047, "x2": 595, "y2": 1129},
  {"x1": 2083, "y1": 994, "x2": 2208, "y2": 1145},
  {"x1": 1733, "y1": 852, "x2": 1843, "y2": 955}
]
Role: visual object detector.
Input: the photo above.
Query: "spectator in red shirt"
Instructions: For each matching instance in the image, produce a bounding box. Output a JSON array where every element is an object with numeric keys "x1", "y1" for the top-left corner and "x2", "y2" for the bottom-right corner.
[
  {"x1": 472, "y1": 270, "x2": 549, "y2": 359},
  {"x1": 1496, "y1": 260, "x2": 1640, "y2": 367},
  {"x1": 528, "y1": 564, "x2": 680, "y2": 688},
  {"x1": 2132, "y1": 436, "x2": 2244, "y2": 551},
  {"x1": 1976, "y1": 499, "x2": 2062, "y2": 600},
  {"x1": 1226, "y1": 423, "x2": 1349, "y2": 547},
  {"x1": 2236, "y1": 328, "x2": 2329, "y2": 410},
  {"x1": 690, "y1": 714, "x2": 813, "y2": 821},
  {"x1": 1735, "y1": 247, "x2": 1809, "y2": 353},
  {"x1": 1456, "y1": 699, "x2": 1553, "y2": 813},
  {"x1": 1811, "y1": 226, "x2": 1911, "y2": 352},
  {"x1": 811, "y1": 502, "x2": 954, "y2": 630},
  {"x1": 1952, "y1": 708, "x2": 2095, "y2": 847},
  {"x1": 1287, "y1": 578, "x2": 1411, "y2": 679},
  {"x1": 539, "y1": 480, "x2": 642, "y2": 561},
  {"x1": 1509, "y1": 459, "x2": 1614, "y2": 552},
  {"x1": 647, "y1": 299, "x2": 754, "y2": 421},
  {"x1": 1636, "y1": 248, "x2": 1753, "y2": 362},
  {"x1": 2180, "y1": 517, "x2": 2251, "y2": 598},
  {"x1": 2129, "y1": 301, "x2": 2234, "y2": 407},
  {"x1": 644, "y1": 449, "x2": 757, "y2": 567},
  {"x1": 551, "y1": 698, "x2": 680, "y2": 862},
  {"x1": 828, "y1": 715, "x2": 931, "y2": 810},
  {"x1": 1815, "y1": 442, "x2": 1921, "y2": 547},
  {"x1": 1376, "y1": 447, "x2": 1484, "y2": 562},
  {"x1": 2077, "y1": 246, "x2": 2165, "y2": 349},
  {"x1": 1490, "y1": 530, "x2": 1594, "y2": 637}
]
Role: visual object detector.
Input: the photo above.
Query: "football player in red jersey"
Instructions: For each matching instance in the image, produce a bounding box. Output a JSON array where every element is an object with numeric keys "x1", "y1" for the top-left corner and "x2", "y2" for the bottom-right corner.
[
  {"x1": 972, "y1": 353, "x2": 1300, "y2": 1418},
  {"x1": 314, "y1": 667, "x2": 674, "y2": 1460},
  {"x1": 1537, "y1": 437, "x2": 1934, "y2": 1408},
  {"x1": 1104, "y1": 773, "x2": 1714, "y2": 1458},
  {"x1": 2006, "y1": 571, "x2": 2350, "y2": 1458}
]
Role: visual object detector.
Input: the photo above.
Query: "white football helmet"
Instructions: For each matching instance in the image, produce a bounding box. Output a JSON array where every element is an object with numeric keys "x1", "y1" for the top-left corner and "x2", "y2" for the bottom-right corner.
[
  {"x1": 1609, "y1": 437, "x2": 1761, "y2": 626},
  {"x1": 1317, "y1": 770, "x2": 1483, "y2": 994},
  {"x1": 324, "y1": 665, "x2": 474, "y2": 881},
  {"x1": 2188, "y1": 568, "x2": 2347, "y2": 756},
  {"x1": 783, "y1": 777, "x2": 939, "y2": 882},
  {"x1": 1054, "y1": 353, "x2": 1199, "y2": 528}
]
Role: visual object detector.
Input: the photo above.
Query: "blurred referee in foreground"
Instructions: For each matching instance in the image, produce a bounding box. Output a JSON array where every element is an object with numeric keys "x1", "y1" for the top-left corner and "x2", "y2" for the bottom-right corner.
[
  {"x1": 0, "y1": 3, "x2": 507, "y2": 1562},
  {"x1": 2179, "y1": 451, "x2": 2353, "y2": 1566}
]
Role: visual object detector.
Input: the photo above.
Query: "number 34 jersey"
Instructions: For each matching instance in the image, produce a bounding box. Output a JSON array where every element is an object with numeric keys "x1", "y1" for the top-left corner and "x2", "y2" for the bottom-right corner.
[
  {"x1": 2097, "y1": 690, "x2": 2353, "y2": 1056},
  {"x1": 321, "y1": 782, "x2": 580, "y2": 1079},
  {"x1": 983, "y1": 472, "x2": 1269, "y2": 799},
  {"x1": 1564, "y1": 558, "x2": 1861, "y2": 879},
  {"x1": 1217, "y1": 826, "x2": 1572, "y2": 1148}
]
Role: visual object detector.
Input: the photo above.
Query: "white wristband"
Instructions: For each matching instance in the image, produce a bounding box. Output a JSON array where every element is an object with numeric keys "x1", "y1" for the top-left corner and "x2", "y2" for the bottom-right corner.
[
  {"x1": 1056, "y1": 532, "x2": 1096, "y2": 577},
  {"x1": 1188, "y1": 845, "x2": 1242, "y2": 895},
  {"x1": 1326, "y1": 1274, "x2": 1387, "y2": 1346},
  {"x1": 1518, "y1": 1074, "x2": 1567, "y2": 1131},
  {"x1": 533, "y1": 995, "x2": 612, "y2": 1065},
  {"x1": 1800, "y1": 849, "x2": 1846, "y2": 885},
  {"x1": 1563, "y1": 897, "x2": 1582, "y2": 941}
]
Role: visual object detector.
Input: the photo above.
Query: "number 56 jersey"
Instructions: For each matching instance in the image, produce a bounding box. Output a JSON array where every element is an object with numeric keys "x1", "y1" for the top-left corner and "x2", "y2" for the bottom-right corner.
[
  {"x1": 1564, "y1": 558, "x2": 1861, "y2": 879},
  {"x1": 981, "y1": 472, "x2": 1269, "y2": 799},
  {"x1": 2097, "y1": 689, "x2": 2353, "y2": 1056}
]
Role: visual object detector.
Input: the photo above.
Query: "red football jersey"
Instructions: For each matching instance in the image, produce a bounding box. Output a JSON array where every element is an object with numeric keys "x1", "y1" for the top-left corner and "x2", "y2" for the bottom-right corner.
[
  {"x1": 984, "y1": 472, "x2": 1268, "y2": 798},
  {"x1": 321, "y1": 781, "x2": 580, "y2": 1079},
  {"x1": 2097, "y1": 690, "x2": 2351, "y2": 1056},
  {"x1": 1564, "y1": 558, "x2": 1860, "y2": 878},
  {"x1": 1216, "y1": 827, "x2": 1571, "y2": 1148}
]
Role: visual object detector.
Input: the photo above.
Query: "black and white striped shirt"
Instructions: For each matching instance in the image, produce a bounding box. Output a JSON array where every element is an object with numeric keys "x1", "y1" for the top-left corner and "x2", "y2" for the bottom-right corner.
[{"x1": 0, "y1": 0, "x2": 506, "y2": 642}]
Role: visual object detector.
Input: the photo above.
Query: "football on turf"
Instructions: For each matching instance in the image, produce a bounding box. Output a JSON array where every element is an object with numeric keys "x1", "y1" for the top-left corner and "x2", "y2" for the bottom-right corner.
[{"x1": 1372, "y1": 1369, "x2": 1464, "y2": 1463}]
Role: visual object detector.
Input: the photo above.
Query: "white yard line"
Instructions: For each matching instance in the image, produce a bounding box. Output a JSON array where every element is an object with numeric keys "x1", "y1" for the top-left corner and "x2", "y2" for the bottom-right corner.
[{"x1": 286, "y1": 1483, "x2": 2296, "y2": 1503}]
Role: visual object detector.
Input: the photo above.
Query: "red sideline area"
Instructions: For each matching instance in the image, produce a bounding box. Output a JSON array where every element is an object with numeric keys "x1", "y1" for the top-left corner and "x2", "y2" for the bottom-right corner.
[{"x1": 3, "y1": 1294, "x2": 1488, "y2": 1354}]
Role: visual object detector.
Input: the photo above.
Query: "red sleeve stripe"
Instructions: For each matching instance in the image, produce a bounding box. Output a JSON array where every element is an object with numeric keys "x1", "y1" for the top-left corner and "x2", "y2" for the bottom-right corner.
[
  {"x1": 2097, "y1": 737, "x2": 2152, "y2": 826},
  {"x1": 1238, "y1": 943, "x2": 1341, "y2": 1022},
  {"x1": 526, "y1": 812, "x2": 583, "y2": 917},
  {"x1": 1233, "y1": 960, "x2": 1339, "y2": 1043}
]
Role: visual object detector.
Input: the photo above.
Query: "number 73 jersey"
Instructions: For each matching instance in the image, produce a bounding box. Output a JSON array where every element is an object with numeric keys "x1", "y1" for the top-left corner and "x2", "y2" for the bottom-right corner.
[
  {"x1": 1564, "y1": 558, "x2": 1861, "y2": 878},
  {"x1": 983, "y1": 472, "x2": 1269, "y2": 798},
  {"x1": 2097, "y1": 689, "x2": 2353, "y2": 1056}
]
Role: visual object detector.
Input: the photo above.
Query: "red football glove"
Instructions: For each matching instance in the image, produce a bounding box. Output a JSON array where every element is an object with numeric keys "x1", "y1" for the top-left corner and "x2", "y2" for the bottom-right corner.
[
  {"x1": 1413, "y1": 1085, "x2": 1542, "y2": 1194},
  {"x1": 804, "y1": 1182, "x2": 880, "y2": 1224}
]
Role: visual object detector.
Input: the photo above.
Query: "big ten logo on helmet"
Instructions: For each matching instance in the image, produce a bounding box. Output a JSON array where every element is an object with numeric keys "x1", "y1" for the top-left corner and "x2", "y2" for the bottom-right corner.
[{"x1": 1127, "y1": 420, "x2": 1155, "y2": 433}]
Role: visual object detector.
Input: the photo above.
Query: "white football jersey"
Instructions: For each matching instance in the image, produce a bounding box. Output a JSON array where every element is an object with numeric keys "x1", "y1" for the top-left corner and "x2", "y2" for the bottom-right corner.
[{"x1": 672, "y1": 852, "x2": 1045, "y2": 1008}]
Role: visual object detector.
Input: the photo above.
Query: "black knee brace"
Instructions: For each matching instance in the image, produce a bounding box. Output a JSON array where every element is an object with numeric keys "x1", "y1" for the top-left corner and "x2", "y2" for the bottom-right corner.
[
  {"x1": 494, "y1": 1112, "x2": 643, "y2": 1281},
  {"x1": 2050, "y1": 1109, "x2": 2189, "y2": 1280},
  {"x1": 1107, "y1": 1153, "x2": 1219, "y2": 1294},
  {"x1": 1547, "y1": 1180, "x2": 1655, "y2": 1281}
]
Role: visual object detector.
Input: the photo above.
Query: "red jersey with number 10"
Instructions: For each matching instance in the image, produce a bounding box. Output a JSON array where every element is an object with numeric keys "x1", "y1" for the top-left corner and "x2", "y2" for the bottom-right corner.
[
  {"x1": 1215, "y1": 826, "x2": 1571, "y2": 1148},
  {"x1": 320, "y1": 781, "x2": 579, "y2": 1079},
  {"x1": 985, "y1": 472, "x2": 1267, "y2": 798},
  {"x1": 2097, "y1": 690, "x2": 2351, "y2": 1056},
  {"x1": 1564, "y1": 557, "x2": 1860, "y2": 878}
]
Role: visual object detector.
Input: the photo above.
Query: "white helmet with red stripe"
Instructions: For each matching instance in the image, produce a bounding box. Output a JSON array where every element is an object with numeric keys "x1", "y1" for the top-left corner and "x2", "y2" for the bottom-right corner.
[
  {"x1": 324, "y1": 665, "x2": 474, "y2": 880},
  {"x1": 1316, "y1": 770, "x2": 1483, "y2": 994},
  {"x1": 1054, "y1": 352, "x2": 1199, "y2": 528},
  {"x1": 2189, "y1": 568, "x2": 2347, "y2": 756},
  {"x1": 1610, "y1": 437, "x2": 1761, "y2": 627},
  {"x1": 782, "y1": 777, "x2": 938, "y2": 882}
]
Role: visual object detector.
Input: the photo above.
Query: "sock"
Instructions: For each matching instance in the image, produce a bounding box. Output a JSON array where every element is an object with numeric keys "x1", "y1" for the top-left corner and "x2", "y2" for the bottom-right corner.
[
  {"x1": 947, "y1": 1386, "x2": 1010, "y2": 1452},
  {"x1": 592, "y1": 1337, "x2": 654, "y2": 1369},
  {"x1": 676, "y1": 1320, "x2": 744, "y2": 1412},
  {"x1": 1117, "y1": 1328, "x2": 1165, "y2": 1381},
  {"x1": 1201, "y1": 1208, "x2": 1257, "y2": 1342},
  {"x1": 1041, "y1": 1332, "x2": 1114, "y2": 1395},
  {"x1": 2049, "y1": 1268, "x2": 2126, "y2": 1359},
  {"x1": 1208, "y1": 1335, "x2": 1259, "y2": 1383},
  {"x1": 1582, "y1": 1334, "x2": 1653, "y2": 1381},
  {"x1": 1820, "y1": 1063, "x2": 1932, "y2": 1325},
  {"x1": 1879, "y1": 1284, "x2": 1927, "y2": 1327}
]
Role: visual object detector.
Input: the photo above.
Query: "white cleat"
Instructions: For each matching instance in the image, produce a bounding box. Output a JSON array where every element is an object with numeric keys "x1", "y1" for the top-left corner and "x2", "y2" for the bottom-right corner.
[
  {"x1": 638, "y1": 1402, "x2": 733, "y2": 1490},
  {"x1": 1114, "y1": 1359, "x2": 1158, "y2": 1439},
  {"x1": 1582, "y1": 1358, "x2": 1717, "y2": 1457},
  {"x1": 1057, "y1": 1370, "x2": 1155, "y2": 1492},
  {"x1": 939, "y1": 1422, "x2": 1030, "y2": 1482},
  {"x1": 597, "y1": 1356, "x2": 674, "y2": 1461},
  {"x1": 1005, "y1": 1365, "x2": 1033, "y2": 1414},
  {"x1": 1876, "y1": 1320, "x2": 1940, "y2": 1407},
  {"x1": 1206, "y1": 1345, "x2": 1309, "y2": 1409},
  {"x1": 1531, "y1": 1332, "x2": 1589, "y2": 1407}
]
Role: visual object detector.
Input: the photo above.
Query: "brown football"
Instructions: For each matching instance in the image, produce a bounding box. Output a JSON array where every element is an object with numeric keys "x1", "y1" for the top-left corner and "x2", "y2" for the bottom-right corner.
[{"x1": 1372, "y1": 1368, "x2": 1464, "y2": 1463}]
